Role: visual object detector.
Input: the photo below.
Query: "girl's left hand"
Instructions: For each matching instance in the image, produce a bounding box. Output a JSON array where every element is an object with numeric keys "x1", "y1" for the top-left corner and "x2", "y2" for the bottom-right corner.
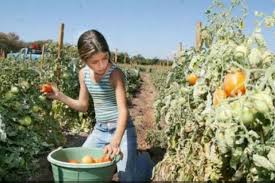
[{"x1": 104, "y1": 140, "x2": 121, "y2": 159}]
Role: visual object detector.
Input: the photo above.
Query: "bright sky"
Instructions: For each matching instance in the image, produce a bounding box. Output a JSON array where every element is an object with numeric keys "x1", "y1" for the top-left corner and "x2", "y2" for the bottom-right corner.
[{"x1": 1, "y1": 0, "x2": 274, "y2": 59}]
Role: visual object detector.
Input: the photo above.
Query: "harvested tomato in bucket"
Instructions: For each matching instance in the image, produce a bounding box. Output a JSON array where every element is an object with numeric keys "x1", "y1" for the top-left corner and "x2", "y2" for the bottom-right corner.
[{"x1": 47, "y1": 147, "x2": 121, "y2": 182}]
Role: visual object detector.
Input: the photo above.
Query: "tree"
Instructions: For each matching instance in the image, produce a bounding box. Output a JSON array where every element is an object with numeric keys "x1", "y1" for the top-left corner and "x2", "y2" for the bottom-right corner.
[{"x1": 0, "y1": 32, "x2": 26, "y2": 53}]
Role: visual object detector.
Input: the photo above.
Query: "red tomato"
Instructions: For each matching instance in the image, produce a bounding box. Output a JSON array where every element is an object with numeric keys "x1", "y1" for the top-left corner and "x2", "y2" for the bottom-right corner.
[{"x1": 40, "y1": 84, "x2": 53, "y2": 93}]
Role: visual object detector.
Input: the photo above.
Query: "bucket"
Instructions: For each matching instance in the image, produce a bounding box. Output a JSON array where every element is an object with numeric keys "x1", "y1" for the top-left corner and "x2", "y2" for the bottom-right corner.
[{"x1": 47, "y1": 147, "x2": 120, "y2": 182}]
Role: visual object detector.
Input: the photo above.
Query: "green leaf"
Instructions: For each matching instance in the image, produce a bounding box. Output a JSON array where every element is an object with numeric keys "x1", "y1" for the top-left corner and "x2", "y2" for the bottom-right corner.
[
  {"x1": 268, "y1": 148, "x2": 275, "y2": 166},
  {"x1": 253, "y1": 154, "x2": 275, "y2": 171}
]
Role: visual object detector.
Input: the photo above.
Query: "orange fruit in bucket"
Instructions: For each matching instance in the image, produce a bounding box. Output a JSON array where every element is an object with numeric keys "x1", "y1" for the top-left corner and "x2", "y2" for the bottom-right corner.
[
  {"x1": 94, "y1": 158, "x2": 103, "y2": 163},
  {"x1": 94, "y1": 154, "x2": 112, "y2": 163},
  {"x1": 68, "y1": 159, "x2": 78, "y2": 163},
  {"x1": 81, "y1": 155, "x2": 95, "y2": 164},
  {"x1": 101, "y1": 155, "x2": 112, "y2": 162}
]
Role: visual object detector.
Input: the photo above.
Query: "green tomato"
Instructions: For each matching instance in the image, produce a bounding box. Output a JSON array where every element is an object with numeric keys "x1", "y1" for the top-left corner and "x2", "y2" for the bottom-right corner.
[
  {"x1": 254, "y1": 100, "x2": 269, "y2": 113},
  {"x1": 62, "y1": 72, "x2": 70, "y2": 79},
  {"x1": 19, "y1": 116, "x2": 32, "y2": 126},
  {"x1": 14, "y1": 101, "x2": 22, "y2": 110},
  {"x1": 17, "y1": 125, "x2": 25, "y2": 131},
  {"x1": 231, "y1": 101, "x2": 242, "y2": 117},
  {"x1": 250, "y1": 167, "x2": 258, "y2": 175},
  {"x1": 240, "y1": 107, "x2": 255, "y2": 126},
  {"x1": 32, "y1": 105, "x2": 41, "y2": 113},
  {"x1": 234, "y1": 44, "x2": 248, "y2": 61},
  {"x1": 248, "y1": 48, "x2": 262, "y2": 65},
  {"x1": 10, "y1": 86, "x2": 19, "y2": 94},
  {"x1": 38, "y1": 95, "x2": 46, "y2": 101},
  {"x1": 20, "y1": 80, "x2": 30, "y2": 89},
  {"x1": 5, "y1": 91, "x2": 15, "y2": 100},
  {"x1": 216, "y1": 104, "x2": 232, "y2": 121},
  {"x1": 231, "y1": 100, "x2": 256, "y2": 126},
  {"x1": 252, "y1": 92, "x2": 273, "y2": 113}
]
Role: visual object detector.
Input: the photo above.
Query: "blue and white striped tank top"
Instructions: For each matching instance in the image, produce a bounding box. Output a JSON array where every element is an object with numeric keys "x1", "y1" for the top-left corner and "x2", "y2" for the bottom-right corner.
[{"x1": 83, "y1": 64, "x2": 119, "y2": 122}]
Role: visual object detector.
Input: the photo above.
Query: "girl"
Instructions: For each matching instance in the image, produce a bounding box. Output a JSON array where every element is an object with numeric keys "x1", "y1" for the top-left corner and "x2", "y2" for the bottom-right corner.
[{"x1": 47, "y1": 29, "x2": 153, "y2": 181}]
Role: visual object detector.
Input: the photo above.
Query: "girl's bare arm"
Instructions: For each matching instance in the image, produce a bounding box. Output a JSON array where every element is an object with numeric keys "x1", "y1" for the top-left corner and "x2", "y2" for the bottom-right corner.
[{"x1": 48, "y1": 68, "x2": 90, "y2": 112}]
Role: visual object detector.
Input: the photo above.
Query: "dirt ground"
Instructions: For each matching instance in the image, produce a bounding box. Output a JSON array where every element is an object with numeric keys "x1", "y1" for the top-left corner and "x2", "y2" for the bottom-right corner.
[
  {"x1": 129, "y1": 73, "x2": 156, "y2": 150},
  {"x1": 29, "y1": 72, "x2": 165, "y2": 181}
]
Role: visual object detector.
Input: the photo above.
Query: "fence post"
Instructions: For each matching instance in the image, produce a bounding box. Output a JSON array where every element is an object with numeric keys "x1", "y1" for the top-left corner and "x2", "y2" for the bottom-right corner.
[
  {"x1": 40, "y1": 44, "x2": 45, "y2": 70},
  {"x1": 178, "y1": 42, "x2": 183, "y2": 52},
  {"x1": 124, "y1": 53, "x2": 127, "y2": 64},
  {"x1": 30, "y1": 48, "x2": 32, "y2": 61},
  {"x1": 57, "y1": 23, "x2": 64, "y2": 59},
  {"x1": 195, "y1": 21, "x2": 202, "y2": 51},
  {"x1": 41, "y1": 44, "x2": 45, "y2": 62},
  {"x1": 114, "y1": 48, "x2": 118, "y2": 63},
  {"x1": 56, "y1": 23, "x2": 65, "y2": 85}
]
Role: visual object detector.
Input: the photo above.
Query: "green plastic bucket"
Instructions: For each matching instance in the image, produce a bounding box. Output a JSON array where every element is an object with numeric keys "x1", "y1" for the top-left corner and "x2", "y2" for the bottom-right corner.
[{"x1": 47, "y1": 147, "x2": 120, "y2": 182}]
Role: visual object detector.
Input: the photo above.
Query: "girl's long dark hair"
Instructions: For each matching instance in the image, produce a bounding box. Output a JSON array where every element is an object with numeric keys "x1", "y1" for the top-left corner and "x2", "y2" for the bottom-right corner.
[{"x1": 77, "y1": 30, "x2": 111, "y2": 61}]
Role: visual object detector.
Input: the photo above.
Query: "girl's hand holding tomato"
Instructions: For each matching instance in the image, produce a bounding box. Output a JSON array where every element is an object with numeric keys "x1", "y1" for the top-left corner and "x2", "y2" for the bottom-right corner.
[
  {"x1": 40, "y1": 84, "x2": 53, "y2": 93},
  {"x1": 40, "y1": 83, "x2": 61, "y2": 100},
  {"x1": 104, "y1": 138, "x2": 122, "y2": 159}
]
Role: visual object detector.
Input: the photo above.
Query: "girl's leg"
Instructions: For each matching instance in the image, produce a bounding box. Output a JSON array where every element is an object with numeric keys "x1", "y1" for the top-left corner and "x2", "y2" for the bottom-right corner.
[
  {"x1": 116, "y1": 123, "x2": 138, "y2": 182},
  {"x1": 117, "y1": 121, "x2": 154, "y2": 182},
  {"x1": 82, "y1": 123, "x2": 109, "y2": 148}
]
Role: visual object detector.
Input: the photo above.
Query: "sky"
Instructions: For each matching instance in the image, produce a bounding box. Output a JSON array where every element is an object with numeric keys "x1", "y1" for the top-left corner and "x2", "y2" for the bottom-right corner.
[{"x1": 0, "y1": 0, "x2": 274, "y2": 59}]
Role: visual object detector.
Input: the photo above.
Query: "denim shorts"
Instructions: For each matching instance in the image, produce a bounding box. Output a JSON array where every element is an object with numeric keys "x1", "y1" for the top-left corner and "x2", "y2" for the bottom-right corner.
[{"x1": 82, "y1": 119, "x2": 139, "y2": 182}]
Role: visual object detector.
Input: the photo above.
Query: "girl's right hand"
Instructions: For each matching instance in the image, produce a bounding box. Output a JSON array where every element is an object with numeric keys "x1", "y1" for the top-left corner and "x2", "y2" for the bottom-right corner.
[
  {"x1": 47, "y1": 86, "x2": 61, "y2": 100},
  {"x1": 41, "y1": 84, "x2": 61, "y2": 101}
]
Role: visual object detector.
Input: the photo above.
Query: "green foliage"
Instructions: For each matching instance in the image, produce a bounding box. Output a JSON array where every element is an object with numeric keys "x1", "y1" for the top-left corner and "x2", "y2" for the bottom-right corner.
[
  {"x1": 152, "y1": 0, "x2": 275, "y2": 181},
  {"x1": 123, "y1": 67, "x2": 142, "y2": 100},
  {"x1": 0, "y1": 61, "x2": 65, "y2": 181}
]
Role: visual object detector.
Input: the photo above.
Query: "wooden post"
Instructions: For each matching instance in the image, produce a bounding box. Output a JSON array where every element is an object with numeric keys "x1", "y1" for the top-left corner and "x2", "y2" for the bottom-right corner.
[
  {"x1": 124, "y1": 53, "x2": 127, "y2": 64},
  {"x1": 114, "y1": 48, "x2": 118, "y2": 63},
  {"x1": 2, "y1": 49, "x2": 7, "y2": 58},
  {"x1": 130, "y1": 57, "x2": 133, "y2": 66},
  {"x1": 195, "y1": 21, "x2": 202, "y2": 51},
  {"x1": 57, "y1": 23, "x2": 65, "y2": 59},
  {"x1": 40, "y1": 45, "x2": 45, "y2": 70},
  {"x1": 178, "y1": 42, "x2": 183, "y2": 52},
  {"x1": 30, "y1": 49, "x2": 32, "y2": 61},
  {"x1": 196, "y1": 21, "x2": 202, "y2": 50},
  {"x1": 57, "y1": 23, "x2": 65, "y2": 85},
  {"x1": 41, "y1": 44, "x2": 45, "y2": 61}
]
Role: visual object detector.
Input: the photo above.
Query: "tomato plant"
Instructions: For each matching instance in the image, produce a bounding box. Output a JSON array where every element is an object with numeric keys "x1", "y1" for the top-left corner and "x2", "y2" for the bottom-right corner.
[{"x1": 152, "y1": 1, "x2": 275, "y2": 181}]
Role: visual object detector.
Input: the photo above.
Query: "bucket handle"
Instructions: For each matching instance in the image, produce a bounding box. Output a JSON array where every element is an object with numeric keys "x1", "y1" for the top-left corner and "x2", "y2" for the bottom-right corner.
[{"x1": 113, "y1": 152, "x2": 122, "y2": 163}]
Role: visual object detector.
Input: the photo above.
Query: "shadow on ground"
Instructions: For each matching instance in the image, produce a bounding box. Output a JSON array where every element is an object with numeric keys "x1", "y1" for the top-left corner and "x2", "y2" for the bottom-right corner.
[{"x1": 140, "y1": 147, "x2": 166, "y2": 165}]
